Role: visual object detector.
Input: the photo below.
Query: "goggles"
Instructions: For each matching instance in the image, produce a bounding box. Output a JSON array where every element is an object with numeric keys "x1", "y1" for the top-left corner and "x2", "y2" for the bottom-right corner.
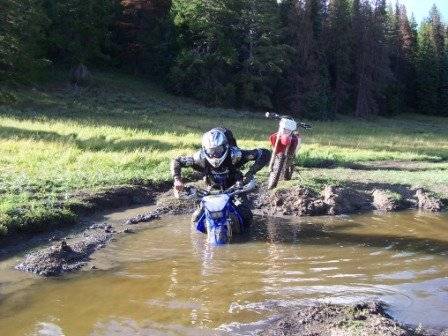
[{"x1": 205, "y1": 145, "x2": 227, "y2": 159}]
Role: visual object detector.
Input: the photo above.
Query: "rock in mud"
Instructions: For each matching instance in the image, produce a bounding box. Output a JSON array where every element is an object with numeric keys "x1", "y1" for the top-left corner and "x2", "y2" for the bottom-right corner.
[
  {"x1": 125, "y1": 211, "x2": 160, "y2": 225},
  {"x1": 260, "y1": 302, "x2": 415, "y2": 336},
  {"x1": 16, "y1": 234, "x2": 112, "y2": 276},
  {"x1": 415, "y1": 189, "x2": 444, "y2": 212},
  {"x1": 122, "y1": 228, "x2": 135, "y2": 234},
  {"x1": 89, "y1": 223, "x2": 106, "y2": 230},
  {"x1": 323, "y1": 186, "x2": 372, "y2": 215},
  {"x1": 372, "y1": 189, "x2": 403, "y2": 212}
]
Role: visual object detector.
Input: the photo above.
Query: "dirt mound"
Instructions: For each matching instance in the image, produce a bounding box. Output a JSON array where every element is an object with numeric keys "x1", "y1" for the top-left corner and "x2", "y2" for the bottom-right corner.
[
  {"x1": 259, "y1": 185, "x2": 446, "y2": 217},
  {"x1": 16, "y1": 235, "x2": 111, "y2": 276},
  {"x1": 260, "y1": 302, "x2": 424, "y2": 336},
  {"x1": 258, "y1": 186, "x2": 373, "y2": 217},
  {"x1": 323, "y1": 186, "x2": 373, "y2": 215},
  {"x1": 372, "y1": 189, "x2": 404, "y2": 212},
  {"x1": 415, "y1": 188, "x2": 444, "y2": 212},
  {"x1": 258, "y1": 187, "x2": 327, "y2": 216}
]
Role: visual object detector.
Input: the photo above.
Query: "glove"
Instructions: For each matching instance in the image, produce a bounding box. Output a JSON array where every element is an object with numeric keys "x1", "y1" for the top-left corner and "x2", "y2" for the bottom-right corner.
[
  {"x1": 235, "y1": 180, "x2": 244, "y2": 189},
  {"x1": 243, "y1": 172, "x2": 254, "y2": 184},
  {"x1": 173, "y1": 177, "x2": 184, "y2": 192}
]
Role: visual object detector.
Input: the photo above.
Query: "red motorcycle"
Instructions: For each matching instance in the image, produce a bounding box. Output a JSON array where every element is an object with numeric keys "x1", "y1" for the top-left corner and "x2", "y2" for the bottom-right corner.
[{"x1": 265, "y1": 112, "x2": 312, "y2": 189}]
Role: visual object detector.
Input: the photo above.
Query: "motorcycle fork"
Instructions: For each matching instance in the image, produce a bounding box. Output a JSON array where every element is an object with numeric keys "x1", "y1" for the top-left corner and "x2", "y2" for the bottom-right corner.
[
  {"x1": 285, "y1": 142, "x2": 295, "y2": 167},
  {"x1": 287, "y1": 135, "x2": 302, "y2": 180},
  {"x1": 284, "y1": 142, "x2": 292, "y2": 169},
  {"x1": 268, "y1": 132, "x2": 281, "y2": 171}
]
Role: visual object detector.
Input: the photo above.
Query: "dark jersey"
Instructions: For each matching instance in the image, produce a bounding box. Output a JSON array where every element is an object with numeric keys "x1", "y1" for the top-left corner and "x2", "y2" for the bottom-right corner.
[{"x1": 171, "y1": 147, "x2": 270, "y2": 189}]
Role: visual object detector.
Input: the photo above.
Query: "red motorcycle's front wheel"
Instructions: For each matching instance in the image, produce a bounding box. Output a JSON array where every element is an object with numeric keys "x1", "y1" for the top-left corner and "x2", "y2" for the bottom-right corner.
[
  {"x1": 267, "y1": 154, "x2": 286, "y2": 190},
  {"x1": 283, "y1": 154, "x2": 295, "y2": 180}
]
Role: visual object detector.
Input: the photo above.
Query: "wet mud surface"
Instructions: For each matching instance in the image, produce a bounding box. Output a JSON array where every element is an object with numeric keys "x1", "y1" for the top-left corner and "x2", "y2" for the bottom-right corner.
[{"x1": 261, "y1": 302, "x2": 447, "y2": 336}]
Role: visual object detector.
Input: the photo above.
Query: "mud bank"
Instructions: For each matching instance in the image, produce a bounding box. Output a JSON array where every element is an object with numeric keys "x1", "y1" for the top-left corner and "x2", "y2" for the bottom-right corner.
[
  {"x1": 260, "y1": 302, "x2": 447, "y2": 336},
  {"x1": 11, "y1": 183, "x2": 447, "y2": 277},
  {"x1": 14, "y1": 188, "x2": 196, "y2": 276},
  {"x1": 256, "y1": 185, "x2": 446, "y2": 217}
]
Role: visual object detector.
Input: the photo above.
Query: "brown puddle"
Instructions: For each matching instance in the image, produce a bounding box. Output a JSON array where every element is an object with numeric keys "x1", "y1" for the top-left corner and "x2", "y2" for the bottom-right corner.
[{"x1": 0, "y1": 209, "x2": 447, "y2": 335}]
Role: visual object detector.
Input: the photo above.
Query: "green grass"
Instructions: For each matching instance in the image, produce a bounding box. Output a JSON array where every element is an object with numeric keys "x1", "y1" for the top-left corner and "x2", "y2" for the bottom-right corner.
[{"x1": 1, "y1": 70, "x2": 447, "y2": 236}]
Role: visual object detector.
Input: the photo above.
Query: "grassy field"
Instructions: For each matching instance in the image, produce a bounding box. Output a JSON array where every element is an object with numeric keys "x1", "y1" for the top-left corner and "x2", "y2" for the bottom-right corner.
[{"x1": 1, "y1": 71, "x2": 447, "y2": 236}]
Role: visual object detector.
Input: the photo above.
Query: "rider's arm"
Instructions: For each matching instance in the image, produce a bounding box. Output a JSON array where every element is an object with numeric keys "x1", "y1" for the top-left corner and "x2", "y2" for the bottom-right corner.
[
  {"x1": 238, "y1": 148, "x2": 271, "y2": 180},
  {"x1": 170, "y1": 151, "x2": 205, "y2": 180}
]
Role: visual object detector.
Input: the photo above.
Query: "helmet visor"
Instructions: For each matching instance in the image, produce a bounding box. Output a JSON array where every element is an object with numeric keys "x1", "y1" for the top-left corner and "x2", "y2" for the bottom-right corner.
[{"x1": 205, "y1": 145, "x2": 226, "y2": 159}]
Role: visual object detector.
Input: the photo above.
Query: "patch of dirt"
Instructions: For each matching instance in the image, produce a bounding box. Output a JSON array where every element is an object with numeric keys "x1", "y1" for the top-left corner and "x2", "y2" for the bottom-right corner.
[
  {"x1": 323, "y1": 186, "x2": 373, "y2": 215},
  {"x1": 258, "y1": 185, "x2": 446, "y2": 218},
  {"x1": 260, "y1": 302, "x2": 444, "y2": 336},
  {"x1": 415, "y1": 188, "x2": 444, "y2": 212},
  {"x1": 16, "y1": 235, "x2": 111, "y2": 276},
  {"x1": 372, "y1": 189, "x2": 404, "y2": 212}
]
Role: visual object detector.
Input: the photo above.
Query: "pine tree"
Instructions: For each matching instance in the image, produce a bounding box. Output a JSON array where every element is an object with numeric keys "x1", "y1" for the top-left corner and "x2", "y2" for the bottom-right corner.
[
  {"x1": 443, "y1": 24, "x2": 448, "y2": 115},
  {"x1": 351, "y1": 0, "x2": 391, "y2": 118},
  {"x1": 384, "y1": 1, "x2": 403, "y2": 115},
  {"x1": 169, "y1": 0, "x2": 246, "y2": 105},
  {"x1": 416, "y1": 5, "x2": 448, "y2": 116},
  {"x1": 281, "y1": 0, "x2": 331, "y2": 119},
  {"x1": 399, "y1": 6, "x2": 418, "y2": 111},
  {"x1": 324, "y1": 0, "x2": 352, "y2": 114},
  {"x1": 113, "y1": 0, "x2": 175, "y2": 78},
  {"x1": 383, "y1": 2, "x2": 417, "y2": 115},
  {"x1": 169, "y1": 0, "x2": 287, "y2": 109}
]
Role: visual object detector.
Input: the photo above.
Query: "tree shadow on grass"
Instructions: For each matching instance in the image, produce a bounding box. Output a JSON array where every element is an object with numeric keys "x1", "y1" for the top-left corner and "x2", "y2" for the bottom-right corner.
[
  {"x1": 342, "y1": 181, "x2": 414, "y2": 195},
  {"x1": 312, "y1": 140, "x2": 448, "y2": 161},
  {"x1": 0, "y1": 126, "x2": 178, "y2": 152},
  {"x1": 301, "y1": 159, "x2": 447, "y2": 171}
]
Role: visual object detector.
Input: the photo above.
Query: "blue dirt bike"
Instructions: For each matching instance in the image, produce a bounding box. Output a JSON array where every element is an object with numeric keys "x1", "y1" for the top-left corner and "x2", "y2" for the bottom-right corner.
[{"x1": 179, "y1": 179, "x2": 256, "y2": 245}]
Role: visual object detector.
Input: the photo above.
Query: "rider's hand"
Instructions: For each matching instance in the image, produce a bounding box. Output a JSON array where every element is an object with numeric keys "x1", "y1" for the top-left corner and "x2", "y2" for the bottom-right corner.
[
  {"x1": 173, "y1": 177, "x2": 184, "y2": 192},
  {"x1": 243, "y1": 173, "x2": 254, "y2": 184}
]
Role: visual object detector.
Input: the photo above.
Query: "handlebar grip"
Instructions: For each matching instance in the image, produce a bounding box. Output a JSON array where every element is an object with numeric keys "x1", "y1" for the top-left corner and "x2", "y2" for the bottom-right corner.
[
  {"x1": 299, "y1": 122, "x2": 312, "y2": 129},
  {"x1": 265, "y1": 112, "x2": 281, "y2": 119}
]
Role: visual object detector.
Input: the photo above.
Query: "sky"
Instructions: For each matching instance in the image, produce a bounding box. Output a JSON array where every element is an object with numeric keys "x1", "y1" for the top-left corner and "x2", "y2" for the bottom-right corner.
[{"x1": 399, "y1": 0, "x2": 448, "y2": 23}]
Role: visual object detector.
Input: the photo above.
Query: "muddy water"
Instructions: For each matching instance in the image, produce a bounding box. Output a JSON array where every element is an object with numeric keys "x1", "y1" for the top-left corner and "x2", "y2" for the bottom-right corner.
[{"x1": 0, "y1": 210, "x2": 448, "y2": 336}]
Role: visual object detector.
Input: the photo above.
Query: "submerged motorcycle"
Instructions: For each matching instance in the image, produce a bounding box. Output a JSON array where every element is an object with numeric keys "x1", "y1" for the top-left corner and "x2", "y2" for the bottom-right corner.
[
  {"x1": 265, "y1": 112, "x2": 312, "y2": 189},
  {"x1": 178, "y1": 179, "x2": 256, "y2": 245}
]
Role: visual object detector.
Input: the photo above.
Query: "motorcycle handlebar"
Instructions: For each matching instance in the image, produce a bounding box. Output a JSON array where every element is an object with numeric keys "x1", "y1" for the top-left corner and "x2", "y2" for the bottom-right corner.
[
  {"x1": 265, "y1": 112, "x2": 313, "y2": 130},
  {"x1": 298, "y1": 122, "x2": 313, "y2": 130},
  {"x1": 265, "y1": 112, "x2": 280, "y2": 119},
  {"x1": 180, "y1": 179, "x2": 257, "y2": 199}
]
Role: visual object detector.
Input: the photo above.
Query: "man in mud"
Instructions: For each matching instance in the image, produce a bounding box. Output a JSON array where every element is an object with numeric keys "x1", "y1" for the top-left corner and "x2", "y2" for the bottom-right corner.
[{"x1": 170, "y1": 127, "x2": 270, "y2": 224}]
